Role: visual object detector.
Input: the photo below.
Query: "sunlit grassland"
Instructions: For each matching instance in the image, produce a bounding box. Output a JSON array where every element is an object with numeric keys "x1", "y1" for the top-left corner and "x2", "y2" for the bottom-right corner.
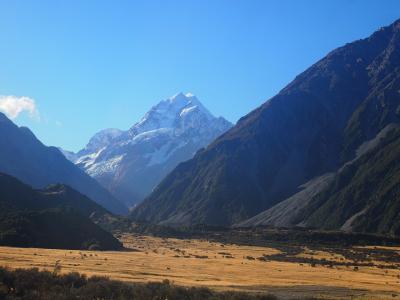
[{"x1": 0, "y1": 234, "x2": 399, "y2": 299}]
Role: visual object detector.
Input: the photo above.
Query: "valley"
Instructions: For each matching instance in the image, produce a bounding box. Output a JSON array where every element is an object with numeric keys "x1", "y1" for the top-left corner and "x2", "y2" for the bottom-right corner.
[
  {"x1": 1, "y1": 233, "x2": 400, "y2": 299},
  {"x1": 0, "y1": 6, "x2": 399, "y2": 300}
]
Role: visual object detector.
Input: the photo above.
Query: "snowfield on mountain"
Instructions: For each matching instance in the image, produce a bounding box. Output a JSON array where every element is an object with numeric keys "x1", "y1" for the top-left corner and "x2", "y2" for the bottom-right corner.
[{"x1": 65, "y1": 93, "x2": 232, "y2": 207}]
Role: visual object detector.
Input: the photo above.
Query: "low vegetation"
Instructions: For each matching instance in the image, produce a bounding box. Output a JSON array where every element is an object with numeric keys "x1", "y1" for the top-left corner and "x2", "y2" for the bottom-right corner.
[
  {"x1": 0, "y1": 267, "x2": 279, "y2": 300},
  {"x1": 98, "y1": 218, "x2": 400, "y2": 248},
  {"x1": 0, "y1": 234, "x2": 399, "y2": 299}
]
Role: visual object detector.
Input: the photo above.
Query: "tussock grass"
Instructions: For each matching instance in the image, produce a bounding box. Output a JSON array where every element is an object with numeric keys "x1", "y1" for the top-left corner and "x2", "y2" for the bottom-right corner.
[{"x1": 0, "y1": 234, "x2": 398, "y2": 299}]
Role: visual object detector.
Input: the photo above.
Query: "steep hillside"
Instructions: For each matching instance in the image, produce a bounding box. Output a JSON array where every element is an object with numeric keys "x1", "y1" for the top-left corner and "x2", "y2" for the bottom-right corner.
[
  {"x1": 0, "y1": 113, "x2": 127, "y2": 215},
  {"x1": 238, "y1": 124, "x2": 400, "y2": 233},
  {"x1": 0, "y1": 173, "x2": 122, "y2": 250},
  {"x1": 132, "y1": 19, "x2": 400, "y2": 228},
  {"x1": 0, "y1": 173, "x2": 108, "y2": 216},
  {"x1": 300, "y1": 126, "x2": 400, "y2": 234}
]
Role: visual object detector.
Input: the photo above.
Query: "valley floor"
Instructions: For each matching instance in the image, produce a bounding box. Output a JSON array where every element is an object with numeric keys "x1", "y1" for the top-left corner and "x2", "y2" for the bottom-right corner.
[{"x1": 0, "y1": 234, "x2": 399, "y2": 299}]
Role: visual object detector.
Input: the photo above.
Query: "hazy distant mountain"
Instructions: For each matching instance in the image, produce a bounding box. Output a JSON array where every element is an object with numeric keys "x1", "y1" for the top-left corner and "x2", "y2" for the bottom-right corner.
[
  {"x1": 68, "y1": 93, "x2": 232, "y2": 207},
  {"x1": 58, "y1": 147, "x2": 79, "y2": 162},
  {"x1": 131, "y1": 19, "x2": 400, "y2": 235},
  {"x1": 0, "y1": 113, "x2": 127, "y2": 215},
  {"x1": 0, "y1": 173, "x2": 122, "y2": 250},
  {"x1": 76, "y1": 128, "x2": 124, "y2": 160}
]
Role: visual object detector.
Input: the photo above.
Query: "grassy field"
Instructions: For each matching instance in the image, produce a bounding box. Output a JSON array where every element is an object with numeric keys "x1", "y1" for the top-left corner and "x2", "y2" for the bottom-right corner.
[{"x1": 0, "y1": 233, "x2": 399, "y2": 299}]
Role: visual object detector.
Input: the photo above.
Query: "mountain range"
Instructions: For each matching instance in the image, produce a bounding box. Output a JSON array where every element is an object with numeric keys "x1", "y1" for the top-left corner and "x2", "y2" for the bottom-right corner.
[
  {"x1": 1, "y1": 19, "x2": 399, "y2": 239},
  {"x1": 131, "y1": 19, "x2": 400, "y2": 236},
  {"x1": 66, "y1": 93, "x2": 232, "y2": 207},
  {"x1": 0, "y1": 112, "x2": 127, "y2": 215}
]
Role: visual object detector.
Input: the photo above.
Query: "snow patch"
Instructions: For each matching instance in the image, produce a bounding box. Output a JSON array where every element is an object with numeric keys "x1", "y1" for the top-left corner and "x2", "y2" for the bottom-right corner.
[{"x1": 86, "y1": 154, "x2": 125, "y2": 176}]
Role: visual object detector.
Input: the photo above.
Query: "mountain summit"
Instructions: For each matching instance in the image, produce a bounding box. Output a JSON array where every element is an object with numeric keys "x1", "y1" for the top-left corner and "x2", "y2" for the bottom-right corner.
[
  {"x1": 70, "y1": 93, "x2": 232, "y2": 207},
  {"x1": 131, "y1": 19, "x2": 400, "y2": 234}
]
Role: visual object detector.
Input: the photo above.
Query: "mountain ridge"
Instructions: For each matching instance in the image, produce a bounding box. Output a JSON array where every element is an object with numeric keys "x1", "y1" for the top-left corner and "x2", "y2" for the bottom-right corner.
[
  {"x1": 131, "y1": 18, "x2": 400, "y2": 232},
  {"x1": 0, "y1": 173, "x2": 122, "y2": 250},
  {"x1": 0, "y1": 113, "x2": 128, "y2": 215}
]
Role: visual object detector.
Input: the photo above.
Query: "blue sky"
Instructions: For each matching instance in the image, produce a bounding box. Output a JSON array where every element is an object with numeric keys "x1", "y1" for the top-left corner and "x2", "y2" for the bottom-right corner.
[{"x1": 0, "y1": 0, "x2": 399, "y2": 151}]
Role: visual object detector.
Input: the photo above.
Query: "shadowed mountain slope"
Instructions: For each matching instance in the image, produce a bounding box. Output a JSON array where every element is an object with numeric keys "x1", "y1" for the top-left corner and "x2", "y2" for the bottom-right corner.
[
  {"x1": 132, "y1": 19, "x2": 400, "y2": 229},
  {"x1": 0, "y1": 113, "x2": 127, "y2": 215},
  {"x1": 0, "y1": 173, "x2": 122, "y2": 250}
]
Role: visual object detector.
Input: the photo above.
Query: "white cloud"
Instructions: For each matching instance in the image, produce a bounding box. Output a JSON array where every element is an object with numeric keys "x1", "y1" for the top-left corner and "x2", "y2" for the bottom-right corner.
[{"x1": 0, "y1": 95, "x2": 39, "y2": 120}]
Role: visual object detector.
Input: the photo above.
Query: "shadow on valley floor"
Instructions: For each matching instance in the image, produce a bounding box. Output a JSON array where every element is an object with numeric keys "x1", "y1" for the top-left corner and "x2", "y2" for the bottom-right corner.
[{"x1": 99, "y1": 217, "x2": 400, "y2": 268}]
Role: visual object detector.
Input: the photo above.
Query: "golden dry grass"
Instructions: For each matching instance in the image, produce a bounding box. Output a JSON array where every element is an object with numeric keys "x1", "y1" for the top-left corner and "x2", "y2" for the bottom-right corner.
[{"x1": 0, "y1": 234, "x2": 399, "y2": 299}]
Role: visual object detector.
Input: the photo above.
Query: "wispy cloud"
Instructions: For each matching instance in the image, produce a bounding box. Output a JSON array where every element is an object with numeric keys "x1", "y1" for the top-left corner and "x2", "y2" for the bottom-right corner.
[{"x1": 0, "y1": 95, "x2": 39, "y2": 120}]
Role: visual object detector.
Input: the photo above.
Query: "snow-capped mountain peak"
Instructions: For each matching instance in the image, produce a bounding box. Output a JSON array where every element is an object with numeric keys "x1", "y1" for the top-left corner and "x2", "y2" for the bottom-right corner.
[
  {"x1": 130, "y1": 92, "x2": 214, "y2": 136},
  {"x1": 79, "y1": 128, "x2": 123, "y2": 155},
  {"x1": 66, "y1": 93, "x2": 232, "y2": 208}
]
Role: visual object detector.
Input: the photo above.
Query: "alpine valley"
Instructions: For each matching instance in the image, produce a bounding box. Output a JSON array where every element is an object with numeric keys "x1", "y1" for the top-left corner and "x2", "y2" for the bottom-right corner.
[
  {"x1": 1, "y1": 12, "x2": 400, "y2": 300},
  {"x1": 131, "y1": 19, "x2": 400, "y2": 236}
]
